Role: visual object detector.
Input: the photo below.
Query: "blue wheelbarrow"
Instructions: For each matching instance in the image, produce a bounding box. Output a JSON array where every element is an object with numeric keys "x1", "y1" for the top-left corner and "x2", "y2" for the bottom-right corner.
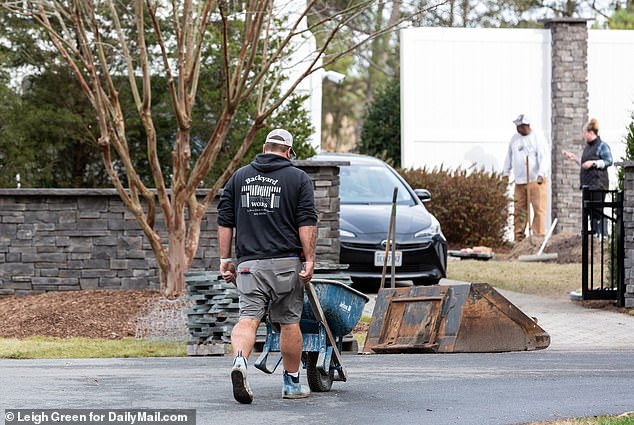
[{"x1": 254, "y1": 279, "x2": 369, "y2": 391}]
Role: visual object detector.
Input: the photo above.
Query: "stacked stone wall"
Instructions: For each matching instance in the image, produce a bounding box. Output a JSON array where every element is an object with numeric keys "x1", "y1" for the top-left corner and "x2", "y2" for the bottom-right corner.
[{"x1": 0, "y1": 162, "x2": 343, "y2": 295}]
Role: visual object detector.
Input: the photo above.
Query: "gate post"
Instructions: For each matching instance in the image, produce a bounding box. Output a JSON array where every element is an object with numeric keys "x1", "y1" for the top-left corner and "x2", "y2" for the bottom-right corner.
[
  {"x1": 581, "y1": 186, "x2": 589, "y2": 296},
  {"x1": 616, "y1": 161, "x2": 634, "y2": 308},
  {"x1": 544, "y1": 18, "x2": 590, "y2": 235}
]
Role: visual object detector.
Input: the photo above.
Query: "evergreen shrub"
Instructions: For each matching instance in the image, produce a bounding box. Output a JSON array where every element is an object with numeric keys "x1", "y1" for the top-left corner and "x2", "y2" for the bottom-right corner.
[
  {"x1": 617, "y1": 113, "x2": 634, "y2": 189},
  {"x1": 398, "y1": 166, "x2": 510, "y2": 247},
  {"x1": 359, "y1": 78, "x2": 401, "y2": 166}
]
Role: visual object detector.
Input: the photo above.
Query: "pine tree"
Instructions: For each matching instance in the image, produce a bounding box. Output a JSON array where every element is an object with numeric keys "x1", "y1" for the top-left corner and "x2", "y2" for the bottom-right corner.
[{"x1": 359, "y1": 78, "x2": 401, "y2": 166}]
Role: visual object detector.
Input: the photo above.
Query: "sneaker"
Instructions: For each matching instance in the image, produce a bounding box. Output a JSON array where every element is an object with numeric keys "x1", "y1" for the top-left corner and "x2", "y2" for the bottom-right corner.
[
  {"x1": 231, "y1": 354, "x2": 253, "y2": 404},
  {"x1": 282, "y1": 371, "x2": 310, "y2": 399}
]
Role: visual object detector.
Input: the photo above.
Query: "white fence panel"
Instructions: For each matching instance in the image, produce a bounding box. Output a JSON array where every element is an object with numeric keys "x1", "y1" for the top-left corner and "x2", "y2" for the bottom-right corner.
[
  {"x1": 401, "y1": 27, "x2": 551, "y2": 173},
  {"x1": 588, "y1": 30, "x2": 634, "y2": 185}
]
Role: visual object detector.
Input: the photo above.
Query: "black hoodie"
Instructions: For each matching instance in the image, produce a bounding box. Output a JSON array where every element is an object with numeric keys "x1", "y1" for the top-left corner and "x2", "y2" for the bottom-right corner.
[{"x1": 217, "y1": 153, "x2": 317, "y2": 263}]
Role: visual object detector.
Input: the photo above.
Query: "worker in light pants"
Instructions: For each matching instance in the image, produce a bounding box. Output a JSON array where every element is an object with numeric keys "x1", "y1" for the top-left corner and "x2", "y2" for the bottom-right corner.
[{"x1": 503, "y1": 114, "x2": 550, "y2": 242}]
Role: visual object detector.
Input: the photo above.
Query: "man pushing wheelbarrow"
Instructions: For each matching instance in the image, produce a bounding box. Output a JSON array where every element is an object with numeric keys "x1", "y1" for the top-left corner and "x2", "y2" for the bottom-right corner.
[{"x1": 217, "y1": 128, "x2": 317, "y2": 404}]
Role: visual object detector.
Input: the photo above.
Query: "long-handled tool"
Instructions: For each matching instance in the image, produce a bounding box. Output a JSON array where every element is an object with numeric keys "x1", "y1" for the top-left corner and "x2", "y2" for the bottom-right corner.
[
  {"x1": 363, "y1": 188, "x2": 398, "y2": 354},
  {"x1": 304, "y1": 281, "x2": 348, "y2": 381},
  {"x1": 526, "y1": 155, "x2": 533, "y2": 244},
  {"x1": 380, "y1": 187, "x2": 398, "y2": 290},
  {"x1": 519, "y1": 218, "x2": 559, "y2": 262}
]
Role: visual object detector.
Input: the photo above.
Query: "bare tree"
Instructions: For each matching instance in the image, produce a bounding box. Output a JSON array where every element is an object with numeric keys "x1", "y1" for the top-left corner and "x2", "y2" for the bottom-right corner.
[{"x1": 0, "y1": 0, "x2": 416, "y2": 297}]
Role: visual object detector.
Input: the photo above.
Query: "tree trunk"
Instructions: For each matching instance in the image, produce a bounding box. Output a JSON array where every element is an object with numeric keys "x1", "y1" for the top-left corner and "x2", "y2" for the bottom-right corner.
[
  {"x1": 449, "y1": 0, "x2": 455, "y2": 26},
  {"x1": 164, "y1": 204, "x2": 187, "y2": 298}
]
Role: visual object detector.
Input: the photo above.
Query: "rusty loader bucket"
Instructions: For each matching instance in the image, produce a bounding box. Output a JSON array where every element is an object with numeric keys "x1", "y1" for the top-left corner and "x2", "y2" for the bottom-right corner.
[{"x1": 364, "y1": 280, "x2": 550, "y2": 353}]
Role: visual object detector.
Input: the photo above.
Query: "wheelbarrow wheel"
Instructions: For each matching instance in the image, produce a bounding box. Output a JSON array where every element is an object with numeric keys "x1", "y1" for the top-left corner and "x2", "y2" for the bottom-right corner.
[{"x1": 305, "y1": 352, "x2": 334, "y2": 392}]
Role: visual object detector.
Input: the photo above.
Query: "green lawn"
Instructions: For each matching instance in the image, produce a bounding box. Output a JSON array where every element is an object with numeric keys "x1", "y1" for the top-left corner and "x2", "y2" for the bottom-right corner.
[
  {"x1": 0, "y1": 336, "x2": 187, "y2": 359},
  {"x1": 529, "y1": 413, "x2": 634, "y2": 425},
  {"x1": 447, "y1": 259, "x2": 581, "y2": 298}
]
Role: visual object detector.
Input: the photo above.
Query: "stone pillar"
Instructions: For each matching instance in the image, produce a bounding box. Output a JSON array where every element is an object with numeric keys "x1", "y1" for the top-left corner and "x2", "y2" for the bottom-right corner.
[
  {"x1": 545, "y1": 18, "x2": 590, "y2": 234},
  {"x1": 618, "y1": 161, "x2": 634, "y2": 307},
  {"x1": 294, "y1": 160, "x2": 347, "y2": 268}
]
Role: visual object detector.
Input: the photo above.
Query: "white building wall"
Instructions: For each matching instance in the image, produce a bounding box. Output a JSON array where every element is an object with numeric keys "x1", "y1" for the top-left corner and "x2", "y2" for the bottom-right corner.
[
  {"x1": 401, "y1": 27, "x2": 634, "y2": 189},
  {"x1": 277, "y1": 0, "x2": 323, "y2": 152},
  {"x1": 401, "y1": 27, "x2": 551, "y2": 173},
  {"x1": 588, "y1": 30, "x2": 634, "y2": 182}
]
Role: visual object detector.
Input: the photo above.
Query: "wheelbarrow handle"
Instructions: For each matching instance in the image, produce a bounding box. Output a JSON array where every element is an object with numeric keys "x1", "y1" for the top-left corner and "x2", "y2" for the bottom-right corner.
[{"x1": 305, "y1": 281, "x2": 348, "y2": 382}]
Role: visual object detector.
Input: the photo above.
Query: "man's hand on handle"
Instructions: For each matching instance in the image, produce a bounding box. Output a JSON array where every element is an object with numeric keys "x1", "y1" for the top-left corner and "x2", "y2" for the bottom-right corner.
[
  {"x1": 218, "y1": 226, "x2": 236, "y2": 283},
  {"x1": 299, "y1": 261, "x2": 314, "y2": 285},
  {"x1": 220, "y1": 261, "x2": 236, "y2": 283},
  {"x1": 298, "y1": 225, "x2": 317, "y2": 286}
]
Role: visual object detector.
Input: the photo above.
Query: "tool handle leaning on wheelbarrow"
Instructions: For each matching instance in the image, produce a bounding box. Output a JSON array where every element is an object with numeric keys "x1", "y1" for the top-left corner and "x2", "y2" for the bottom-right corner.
[
  {"x1": 380, "y1": 187, "x2": 398, "y2": 290},
  {"x1": 304, "y1": 281, "x2": 348, "y2": 382}
]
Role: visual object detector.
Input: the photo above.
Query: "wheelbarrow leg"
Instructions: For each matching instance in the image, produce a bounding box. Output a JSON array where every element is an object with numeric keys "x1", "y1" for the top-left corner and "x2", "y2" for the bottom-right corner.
[
  {"x1": 316, "y1": 345, "x2": 332, "y2": 375},
  {"x1": 305, "y1": 281, "x2": 348, "y2": 382},
  {"x1": 332, "y1": 335, "x2": 347, "y2": 382},
  {"x1": 254, "y1": 322, "x2": 283, "y2": 374}
]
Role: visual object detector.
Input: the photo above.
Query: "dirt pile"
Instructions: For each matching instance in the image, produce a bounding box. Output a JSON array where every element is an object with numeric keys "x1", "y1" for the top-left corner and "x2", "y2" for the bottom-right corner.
[{"x1": 504, "y1": 232, "x2": 594, "y2": 264}]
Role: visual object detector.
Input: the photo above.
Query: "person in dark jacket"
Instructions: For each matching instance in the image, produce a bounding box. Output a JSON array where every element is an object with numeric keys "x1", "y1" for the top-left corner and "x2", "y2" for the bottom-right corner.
[
  {"x1": 562, "y1": 118, "x2": 613, "y2": 236},
  {"x1": 217, "y1": 128, "x2": 317, "y2": 404}
]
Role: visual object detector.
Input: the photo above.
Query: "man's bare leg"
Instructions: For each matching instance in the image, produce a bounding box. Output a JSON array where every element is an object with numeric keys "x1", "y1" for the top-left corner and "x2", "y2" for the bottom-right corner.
[
  {"x1": 279, "y1": 323, "x2": 302, "y2": 372},
  {"x1": 280, "y1": 322, "x2": 310, "y2": 399},
  {"x1": 231, "y1": 318, "x2": 260, "y2": 359},
  {"x1": 230, "y1": 318, "x2": 260, "y2": 404}
]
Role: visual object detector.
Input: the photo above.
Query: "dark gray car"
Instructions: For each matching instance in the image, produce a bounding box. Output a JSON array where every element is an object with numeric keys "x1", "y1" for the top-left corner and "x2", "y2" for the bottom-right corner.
[{"x1": 310, "y1": 153, "x2": 447, "y2": 289}]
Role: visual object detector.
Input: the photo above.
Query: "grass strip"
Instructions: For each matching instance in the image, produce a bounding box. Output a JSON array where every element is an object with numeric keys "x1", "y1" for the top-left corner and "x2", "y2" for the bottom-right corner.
[
  {"x1": 0, "y1": 336, "x2": 187, "y2": 359},
  {"x1": 447, "y1": 260, "x2": 581, "y2": 298},
  {"x1": 529, "y1": 412, "x2": 634, "y2": 424}
]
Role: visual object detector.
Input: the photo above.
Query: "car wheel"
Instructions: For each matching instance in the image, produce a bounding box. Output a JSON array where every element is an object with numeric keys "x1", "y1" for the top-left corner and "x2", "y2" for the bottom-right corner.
[{"x1": 412, "y1": 278, "x2": 440, "y2": 286}]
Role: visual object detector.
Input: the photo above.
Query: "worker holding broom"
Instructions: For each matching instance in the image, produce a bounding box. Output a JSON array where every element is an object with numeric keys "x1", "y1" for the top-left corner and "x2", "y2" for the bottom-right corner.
[
  {"x1": 217, "y1": 128, "x2": 317, "y2": 404},
  {"x1": 503, "y1": 114, "x2": 550, "y2": 242}
]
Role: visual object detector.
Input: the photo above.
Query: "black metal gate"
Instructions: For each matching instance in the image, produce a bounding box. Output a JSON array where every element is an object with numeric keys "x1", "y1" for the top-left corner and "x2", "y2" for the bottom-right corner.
[{"x1": 581, "y1": 187, "x2": 625, "y2": 306}]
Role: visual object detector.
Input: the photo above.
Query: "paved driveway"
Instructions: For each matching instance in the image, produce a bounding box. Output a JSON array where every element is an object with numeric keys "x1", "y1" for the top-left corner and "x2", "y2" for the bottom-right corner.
[
  {"x1": 1, "y1": 351, "x2": 634, "y2": 425},
  {"x1": 2, "y1": 288, "x2": 633, "y2": 425}
]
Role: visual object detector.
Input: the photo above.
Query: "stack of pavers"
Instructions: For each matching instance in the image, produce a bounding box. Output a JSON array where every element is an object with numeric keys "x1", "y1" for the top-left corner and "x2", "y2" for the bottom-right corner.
[
  {"x1": 185, "y1": 271, "x2": 240, "y2": 356},
  {"x1": 185, "y1": 266, "x2": 358, "y2": 355}
]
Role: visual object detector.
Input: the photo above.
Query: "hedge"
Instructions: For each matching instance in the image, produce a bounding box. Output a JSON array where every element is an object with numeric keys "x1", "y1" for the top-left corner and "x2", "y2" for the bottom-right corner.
[{"x1": 399, "y1": 166, "x2": 510, "y2": 247}]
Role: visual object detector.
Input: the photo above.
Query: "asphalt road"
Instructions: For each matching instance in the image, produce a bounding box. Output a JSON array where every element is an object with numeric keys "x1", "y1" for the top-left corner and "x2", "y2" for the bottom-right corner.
[
  {"x1": 2, "y1": 351, "x2": 634, "y2": 425},
  {"x1": 3, "y1": 286, "x2": 634, "y2": 425}
]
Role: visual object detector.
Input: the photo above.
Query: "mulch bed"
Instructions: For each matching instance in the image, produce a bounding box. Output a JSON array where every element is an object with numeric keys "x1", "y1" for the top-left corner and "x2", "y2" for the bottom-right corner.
[{"x1": 0, "y1": 289, "x2": 161, "y2": 339}]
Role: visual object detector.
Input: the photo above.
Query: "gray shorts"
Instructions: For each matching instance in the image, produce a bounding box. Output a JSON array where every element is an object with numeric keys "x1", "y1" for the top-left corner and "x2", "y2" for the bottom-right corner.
[{"x1": 235, "y1": 257, "x2": 304, "y2": 324}]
